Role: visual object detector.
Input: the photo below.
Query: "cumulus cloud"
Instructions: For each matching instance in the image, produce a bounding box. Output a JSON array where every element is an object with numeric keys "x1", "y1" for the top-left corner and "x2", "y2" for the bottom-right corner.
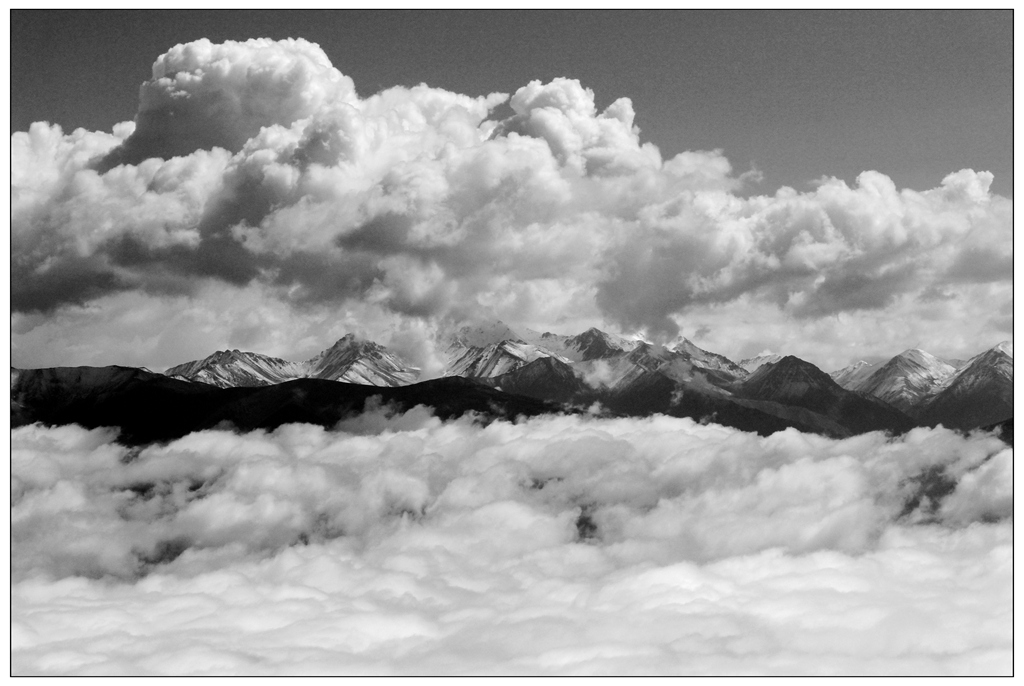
[
  {"x1": 97, "y1": 38, "x2": 358, "y2": 170},
  {"x1": 492, "y1": 77, "x2": 661, "y2": 176},
  {"x1": 11, "y1": 37, "x2": 1011, "y2": 365},
  {"x1": 11, "y1": 414, "x2": 1011, "y2": 675},
  {"x1": 594, "y1": 169, "x2": 1010, "y2": 337}
]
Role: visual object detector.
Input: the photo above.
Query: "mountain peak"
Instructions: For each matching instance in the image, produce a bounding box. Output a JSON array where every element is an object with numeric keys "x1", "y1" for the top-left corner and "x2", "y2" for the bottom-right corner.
[
  {"x1": 740, "y1": 355, "x2": 838, "y2": 402},
  {"x1": 450, "y1": 320, "x2": 523, "y2": 348},
  {"x1": 829, "y1": 359, "x2": 887, "y2": 392},
  {"x1": 188, "y1": 348, "x2": 283, "y2": 368},
  {"x1": 745, "y1": 355, "x2": 833, "y2": 388},
  {"x1": 885, "y1": 348, "x2": 952, "y2": 373},
  {"x1": 740, "y1": 353, "x2": 783, "y2": 374},
  {"x1": 892, "y1": 348, "x2": 943, "y2": 367},
  {"x1": 572, "y1": 327, "x2": 614, "y2": 343},
  {"x1": 564, "y1": 327, "x2": 634, "y2": 362},
  {"x1": 324, "y1": 334, "x2": 377, "y2": 351},
  {"x1": 165, "y1": 349, "x2": 300, "y2": 388},
  {"x1": 883, "y1": 348, "x2": 950, "y2": 377},
  {"x1": 920, "y1": 341, "x2": 1013, "y2": 430},
  {"x1": 849, "y1": 348, "x2": 956, "y2": 414}
]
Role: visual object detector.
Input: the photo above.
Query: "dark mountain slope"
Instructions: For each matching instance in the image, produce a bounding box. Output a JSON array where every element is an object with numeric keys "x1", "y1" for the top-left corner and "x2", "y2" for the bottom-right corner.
[
  {"x1": 11, "y1": 367, "x2": 560, "y2": 445},
  {"x1": 485, "y1": 356, "x2": 593, "y2": 404},
  {"x1": 919, "y1": 344, "x2": 1013, "y2": 431},
  {"x1": 738, "y1": 356, "x2": 916, "y2": 435},
  {"x1": 11, "y1": 366, "x2": 218, "y2": 443},
  {"x1": 564, "y1": 327, "x2": 634, "y2": 361},
  {"x1": 602, "y1": 370, "x2": 822, "y2": 437}
]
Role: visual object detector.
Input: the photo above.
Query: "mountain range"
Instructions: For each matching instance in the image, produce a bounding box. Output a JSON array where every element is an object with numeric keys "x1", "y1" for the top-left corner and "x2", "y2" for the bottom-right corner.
[
  {"x1": 829, "y1": 342, "x2": 1013, "y2": 430},
  {"x1": 11, "y1": 321, "x2": 1012, "y2": 444},
  {"x1": 165, "y1": 334, "x2": 419, "y2": 387}
]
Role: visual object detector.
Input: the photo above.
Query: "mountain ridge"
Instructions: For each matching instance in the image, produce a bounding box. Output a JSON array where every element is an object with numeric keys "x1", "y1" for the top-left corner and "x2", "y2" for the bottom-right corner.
[
  {"x1": 165, "y1": 334, "x2": 421, "y2": 388},
  {"x1": 845, "y1": 348, "x2": 957, "y2": 415},
  {"x1": 15, "y1": 324, "x2": 1012, "y2": 438}
]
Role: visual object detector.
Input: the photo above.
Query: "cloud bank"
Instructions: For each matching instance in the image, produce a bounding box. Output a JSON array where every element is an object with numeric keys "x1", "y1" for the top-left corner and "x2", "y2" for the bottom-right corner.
[
  {"x1": 11, "y1": 37, "x2": 1012, "y2": 371},
  {"x1": 12, "y1": 413, "x2": 1012, "y2": 675}
]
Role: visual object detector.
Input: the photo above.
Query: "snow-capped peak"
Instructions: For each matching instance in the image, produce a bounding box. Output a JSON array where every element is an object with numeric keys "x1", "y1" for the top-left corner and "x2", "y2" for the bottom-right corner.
[
  {"x1": 851, "y1": 348, "x2": 956, "y2": 413},
  {"x1": 311, "y1": 334, "x2": 379, "y2": 358},
  {"x1": 445, "y1": 339, "x2": 568, "y2": 378},
  {"x1": 445, "y1": 320, "x2": 524, "y2": 349},
  {"x1": 164, "y1": 349, "x2": 306, "y2": 388},
  {"x1": 515, "y1": 326, "x2": 641, "y2": 363},
  {"x1": 831, "y1": 360, "x2": 870, "y2": 373},
  {"x1": 165, "y1": 334, "x2": 420, "y2": 388},
  {"x1": 893, "y1": 348, "x2": 947, "y2": 368},
  {"x1": 828, "y1": 359, "x2": 883, "y2": 391},
  {"x1": 667, "y1": 338, "x2": 746, "y2": 376},
  {"x1": 740, "y1": 353, "x2": 784, "y2": 374},
  {"x1": 306, "y1": 335, "x2": 420, "y2": 385}
]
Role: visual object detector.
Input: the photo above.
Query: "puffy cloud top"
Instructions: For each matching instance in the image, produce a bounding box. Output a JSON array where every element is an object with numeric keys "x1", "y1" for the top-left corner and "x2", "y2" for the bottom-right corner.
[
  {"x1": 99, "y1": 38, "x2": 357, "y2": 169},
  {"x1": 495, "y1": 78, "x2": 658, "y2": 175}
]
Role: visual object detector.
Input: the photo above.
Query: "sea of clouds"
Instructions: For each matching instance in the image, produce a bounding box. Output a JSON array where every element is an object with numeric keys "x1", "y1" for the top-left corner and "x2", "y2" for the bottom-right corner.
[{"x1": 12, "y1": 407, "x2": 1011, "y2": 675}]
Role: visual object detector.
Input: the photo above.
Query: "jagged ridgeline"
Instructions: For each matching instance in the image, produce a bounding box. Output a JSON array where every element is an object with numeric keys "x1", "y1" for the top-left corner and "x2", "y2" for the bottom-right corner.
[{"x1": 11, "y1": 322, "x2": 1012, "y2": 445}]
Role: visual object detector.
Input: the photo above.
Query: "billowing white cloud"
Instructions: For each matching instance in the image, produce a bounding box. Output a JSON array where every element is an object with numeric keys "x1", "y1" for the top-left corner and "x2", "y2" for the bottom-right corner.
[
  {"x1": 594, "y1": 169, "x2": 1011, "y2": 337},
  {"x1": 98, "y1": 38, "x2": 358, "y2": 169},
  {"x1": 11, "y1": 414, "x2": 1011, "y2": 675},
  {"x1": 494, "y1": 77, "x2": 661, "y2": 176},
  {"x1": 10, "y1": 37, "x2": 1011, "y2": 369}
]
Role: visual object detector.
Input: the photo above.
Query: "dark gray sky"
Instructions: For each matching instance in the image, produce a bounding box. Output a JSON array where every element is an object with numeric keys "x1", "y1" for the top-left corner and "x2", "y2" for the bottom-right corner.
[{"x1": 11, "y1": 9, "x2": 1013, "y2": 196}]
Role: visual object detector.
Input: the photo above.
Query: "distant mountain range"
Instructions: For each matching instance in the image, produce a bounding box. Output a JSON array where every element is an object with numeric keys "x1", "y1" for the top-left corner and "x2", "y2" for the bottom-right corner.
[
  {"x1": 828, "y1": 341, "x2": 1012, "y2": 431},
  {"x1": 11, "y1": 321, "x2": 1012, "y2": 444},
  {"x1": 165, "y1": 334, "x2": 418, "y2": 387}
]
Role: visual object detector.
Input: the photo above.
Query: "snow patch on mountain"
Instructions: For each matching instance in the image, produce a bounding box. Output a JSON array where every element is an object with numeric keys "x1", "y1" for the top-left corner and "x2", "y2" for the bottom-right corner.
[
  {"x1": 933, "y1": 341, "x2": 1013, "y2": 394},
  {"x1": 829, "y1": 360, "x2": 883, "y2": 389},
  {"x1": 443, "y1": 320, "x2": 524, "y2": 349},
  {"x1": 518, "y1": 327, "x2": 640, "y2": 363},
  {"x1": 446, "y1": 340, "x2": 569, "y2": 378},
  {"x1": 162, "y1": 319, "x2": 1012, "y2": 428},
  {"x1": 852, "y1": 349, "x2": 956, "y2": 413},
  {"x1": 919, "y1": 341, "x2": 1013, "y2": 430},
  {"x1": 306, "y1": 334, "x2": 420, "y2": 385},
  {"x1": 740, "y1": 353, "x2": 784, "y2": 374},
  {"x1": 670, "y1": 338, "x2": 747, "y2": 376},
  {"x1": 165, "y1": 335, "x2": 420, "y2": 388},
  {"x1": 165, "y1": 350, "x2": 308, "y2": 388}
]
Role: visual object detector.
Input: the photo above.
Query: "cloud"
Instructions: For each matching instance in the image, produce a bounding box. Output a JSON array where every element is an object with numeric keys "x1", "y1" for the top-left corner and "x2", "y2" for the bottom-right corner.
[
  {"x1": 938, "y1": 447, "x2": 1013, "y2": 525},
  {"x1": 11, "y1": 37, "x2": 1010, "y2": 365},
  {"x1": 594, "y1": 169, "x2": 1011, "y2": 337},
  {"x1": 492, "y1": 77, "x2": 661, "y2": 176},
  {"x1": 96, "y1": 38, "x2": 358, "y2": 170},
  {"x1": 11, "y1": 415, "x2": 1011, "y2": 675}
]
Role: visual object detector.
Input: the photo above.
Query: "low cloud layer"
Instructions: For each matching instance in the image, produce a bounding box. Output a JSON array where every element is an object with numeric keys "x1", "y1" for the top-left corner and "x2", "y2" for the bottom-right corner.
[
  {"x1": 11, "y1": 38, "x2": 1012, "y2": 371},
  {"x1": 12, "y1": 412, "x2": 1012, "y2": 675}
]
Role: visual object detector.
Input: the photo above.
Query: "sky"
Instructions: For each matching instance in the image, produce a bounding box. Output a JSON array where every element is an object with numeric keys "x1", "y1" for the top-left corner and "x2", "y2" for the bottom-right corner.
[{"x1": 9, "y1": 9, "x2": 1014, "y2": 373}]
